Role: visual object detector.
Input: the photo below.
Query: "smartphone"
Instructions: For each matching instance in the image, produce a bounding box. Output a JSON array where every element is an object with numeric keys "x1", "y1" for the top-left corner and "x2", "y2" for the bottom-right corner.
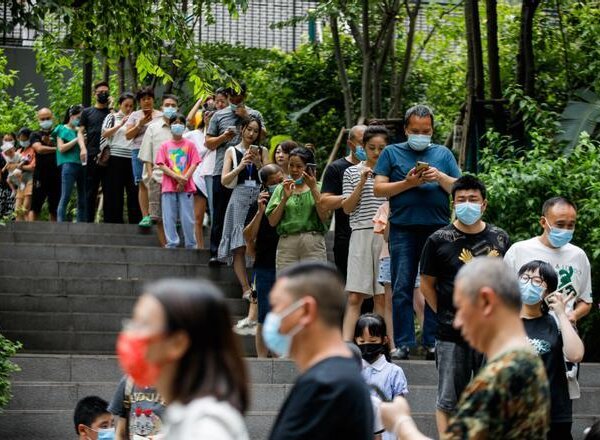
[
  {"x1": 415, "y1": 161, "x2": 429, "y2": 172},
  {"x1": 143, "y1": 108, "x2": 152, "y2": 116},
  {"x1": 250, "y1": 144, "x2": 261, "y2": 153},
  {"x1": 226, "y1": 125, "x2": 238, "y2": 134},
  {"x1": 306, "y1": 163, "x2": 317, "y2": 175},
  {"x1": 544, "y1": 292, "x2": 557, "y2": 306}
]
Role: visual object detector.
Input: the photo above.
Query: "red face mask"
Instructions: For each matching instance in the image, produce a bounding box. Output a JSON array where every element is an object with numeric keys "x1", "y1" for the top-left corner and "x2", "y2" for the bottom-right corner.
[{"x1": 116, "y1": 332, "x2": 162, "y2": 388}]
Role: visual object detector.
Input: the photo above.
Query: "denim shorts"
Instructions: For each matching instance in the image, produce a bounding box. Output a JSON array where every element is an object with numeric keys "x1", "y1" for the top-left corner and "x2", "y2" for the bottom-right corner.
[
  {"x1": 254, "y1": 267, "x2": 276, "y2": 324},
  {"x1": 435, "y1": 340, "x2": 485, "y2": 412},
  {"x1": 131, "y1": 148, "x2": 144, "y2": 185},
  {"x1": 377, "y1": 257, "x2": 392, "y2": 286}
]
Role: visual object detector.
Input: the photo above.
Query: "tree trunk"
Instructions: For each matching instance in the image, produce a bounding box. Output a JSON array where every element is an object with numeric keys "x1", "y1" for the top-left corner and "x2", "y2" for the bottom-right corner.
[
  {"x1": 82, "y1": 56, "x2": 93, "y2": 107},
  {"x1": 390, "y1": 0, "x2": 421, "y2": 118},
  {"x1": 517, "y1": 0, "x2": 541, "y2": 97},
  {"x1": 128, "y1": 54, "x2": 139, "y2": 90},
  {"x1": 117, "y1": 57, "x2": 126, "y2": 94},
  {"x1": 360, "y1": 0, "x2": 372, "y2": 119},
  {"x1": 373, "y1": 14, "x2": 397, "y2": 118},
  {"x1": 330, "y1": 15, "x2": 354, "y2": 127},
  {"x1": 485, "y1": 0, "x2": 506, "y2": 133},
  {"x1": 103, "y1": 58, "x2": 110, "y2": 84}
]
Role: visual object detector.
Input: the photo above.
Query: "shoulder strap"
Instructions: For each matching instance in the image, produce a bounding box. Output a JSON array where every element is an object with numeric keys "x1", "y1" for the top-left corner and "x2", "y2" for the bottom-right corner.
[
  {"x1": 123, "y1": 377, "x2": 134, "y2": 410},
  {"x1": 228, "y1": 146, "x2": 238, "y2": 169}
]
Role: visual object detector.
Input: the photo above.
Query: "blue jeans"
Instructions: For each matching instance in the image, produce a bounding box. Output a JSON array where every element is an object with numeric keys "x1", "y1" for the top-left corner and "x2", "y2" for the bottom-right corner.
[
  {"x1": 57, "y1": 162, "x2": 87, "y2": 222},
  {"x1": 131, "y1": 148, "x2": 144, "y2": 185},
  {"x1": 204, "y1": 176, "x2": 214, "y2": 224},
  {"x1": 389, "y1": 224, "x2": 440, "y2": 349},
  {"x1": 254, "y1": 267, "x2": 276, "y2": 324},
  {"x1": 161, "y1": 192, "x2": 196, "y2": 248}
]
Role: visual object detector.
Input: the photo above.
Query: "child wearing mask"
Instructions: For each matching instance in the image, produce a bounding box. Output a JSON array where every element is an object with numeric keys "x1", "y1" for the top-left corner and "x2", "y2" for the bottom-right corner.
[
  {"x1": 0, "y1": 133, "x2": 17, "y2": 217},
  {"x1": 355, "y1": 313, "x2": 408, "y2": 440},
  {"x1": 73, "y1": 395, "x2": 114, "y2": 440},
  {"x1": 13, "y1": 128, "x2": 36, "y2": 221},
  {"x1": 1, "y1": 136, "x2": 22, "y2": 196},
  {"x1": 155, "y1": 113, "x2": 200, "y2": 248}
]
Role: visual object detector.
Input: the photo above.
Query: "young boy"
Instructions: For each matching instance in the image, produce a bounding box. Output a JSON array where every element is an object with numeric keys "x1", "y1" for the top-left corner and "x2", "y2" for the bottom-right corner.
[
  {"x1": 74, "y1": 395, "x2": 114, "y2": 439},
  {"x1": 1, "y1": 140, "x2": 22, "y2": 196}
]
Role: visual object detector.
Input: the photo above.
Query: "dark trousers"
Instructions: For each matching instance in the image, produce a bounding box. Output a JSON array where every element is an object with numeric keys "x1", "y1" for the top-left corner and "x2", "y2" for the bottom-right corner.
[
  {"x1": 209, "y1": 175, "x2": 233, "y2": 258},
  {"x1": 548, "y1": 422, "x2": 572, "y2": 440},
  {"x1": 31, "y1": 164, "x2": 61, "y2": 216},
  {"x1": 85, "y1": 159, "x2": 105, "y2": 223},
  {"x1": 333, "y1": 234, "x2": 350, "y2": 282},
  {"x1": 102, "y1": 156, "x2": 142, "y2": 224}
]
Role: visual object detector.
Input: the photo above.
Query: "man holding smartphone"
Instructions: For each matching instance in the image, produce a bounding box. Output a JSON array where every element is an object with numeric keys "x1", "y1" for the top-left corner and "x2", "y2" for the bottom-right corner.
[
  {"x1": 205, "y1": 81, "x2": 266, "y2": 266},
  {"x1": 373, "y1": 105, "x2": 461, "y2": 360}
]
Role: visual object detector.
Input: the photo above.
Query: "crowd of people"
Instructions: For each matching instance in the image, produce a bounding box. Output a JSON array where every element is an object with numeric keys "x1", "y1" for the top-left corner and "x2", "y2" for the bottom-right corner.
[{"x1": 2, "y1": 83, "x2": 597, "y2": 439}]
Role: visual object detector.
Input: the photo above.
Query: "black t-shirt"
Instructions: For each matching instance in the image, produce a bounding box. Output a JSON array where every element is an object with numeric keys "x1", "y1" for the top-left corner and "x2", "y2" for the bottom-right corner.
[
  {"x1": 523, "y1": 314, "x2": 572, "y2": 423},
  {"x1": 245, "y1": 201, "x2": 279, "y2": 269},
  {"x1": 30, "y1": 129, "x2": 57, "y2": 175},
  {"x1": 269, "y1": 356, "x2": 373, "y2": 440},
  {"x1": 420, "y1": 223, "x2": 510, "y2": 342},
  {"x1": 321, "y1": 157, "x2": 354, "y2": 244},
  {"x1": 80, "y1": 106, "x2": 110, "y2": 156}
]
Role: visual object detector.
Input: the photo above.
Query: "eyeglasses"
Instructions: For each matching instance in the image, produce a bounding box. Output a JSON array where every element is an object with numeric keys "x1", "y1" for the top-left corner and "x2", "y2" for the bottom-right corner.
[{"x1": 519, "y1": 274, "x2": 545, "y2": 287}]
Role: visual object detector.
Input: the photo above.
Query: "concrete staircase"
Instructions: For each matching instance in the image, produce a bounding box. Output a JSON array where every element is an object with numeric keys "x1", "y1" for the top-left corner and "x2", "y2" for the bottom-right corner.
[{"x1": 0, "y1": 222, "x2": 598, "y2": 439}]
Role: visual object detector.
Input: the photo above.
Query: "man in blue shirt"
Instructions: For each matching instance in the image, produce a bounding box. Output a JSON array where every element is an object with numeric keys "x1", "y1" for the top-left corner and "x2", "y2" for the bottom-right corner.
[{"x1": 374, "y1": 105, "x2": 461, "y2": 359}]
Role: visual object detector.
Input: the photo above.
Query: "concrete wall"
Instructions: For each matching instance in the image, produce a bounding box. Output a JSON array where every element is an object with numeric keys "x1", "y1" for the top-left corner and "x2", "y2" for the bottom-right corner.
[{"x1": 3, "y1": 46, "x2": 49, "y2": 107}]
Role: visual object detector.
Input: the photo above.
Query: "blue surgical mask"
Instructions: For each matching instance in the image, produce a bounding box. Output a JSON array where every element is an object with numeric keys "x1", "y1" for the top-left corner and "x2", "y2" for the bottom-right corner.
[
  {"x1": 39, "y1": 120, "x2": 53, "y2": 130},
  {"x1": 407, "y1": 134, "x2": 431, "y2": 151},
  {"x1": 520, "y1": 282, "x2": 544, "y2": 306},
  {"x1": 262, "y1": 300, "x2": 305, "y2": 357},
  {"x1": 170, "y1": 123, "x2": 185, "y2": 136},
  {"x1": 354, "y1": 145, "x2": 367, "y2": 161},
  {"x1": 294, "y1": 177, "x2": 304, "y2": 185},
  {"x1": 268, "y1": 184, "x2": 279, "y2": 194},
  {"x1": 97, "y1": 428, "x2": 115, "y2": 440},
  {"x1": 19, "y1": 140, "x2": 30, "y2": 148},
  {"x1": 72, "y1": 118, "x2": 80, "y2": 127},
  {"x1": 455, "y1": 202, "x2": 482, "y2": 226},
  {"x1": 547, "y1": 222, "x2": 574, "y2": 248},
  {"x1": 163, "y1": 106, "x2": 177, "y2": 119},
  {"x1": 230, "y1": 104, "x2": 238, "y2": 111}
]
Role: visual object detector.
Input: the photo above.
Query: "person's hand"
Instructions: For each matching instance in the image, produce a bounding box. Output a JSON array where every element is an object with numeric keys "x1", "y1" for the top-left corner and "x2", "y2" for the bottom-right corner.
[
  {"x1": 234, "y1": 105, "x2": 248, "y2": 119},
  {"x1": 176, "y1": 175, "x2": 188, "y2": 186},
  {"x1": 360, "y1": 166, "x2": 373, "y2": 183},
  {"x1": 120, "y1": 114, "x2": 130, "y2": 126},
  {"x1": 224, "y1": 127, "x2": 236, "y2": 140},
  {"x1": 406, "y1": 167, "x2": 425, "y2": 187},
  {"x1": 381, "y1": 397, "x2": 412, "y2": 431},
  {"x1": 421, "y1": 166, "x2": 441, "y2": 183},
  {"x1": 176, "y1": 183, "x2": 185, "y2": 192},
  {"x1": 548, "y1": 292, "x2": 575, "y2": 318},
  {"x1": 282, "y1": 179, "x2": 294, "y2": 200},
  {"x1": 258, "y1": 191, "x2": 270, "y2": 213},
  {"x1": 303, "y1": 169, "x2": 317, "y2": 189},
  {"x1": 42, "y1": 134, "x2": 51, "y2": 145},
  {"x1": 80, "y1": 148, "x2": 88, "y2": 164},
  {"x1": 140, "y1": 111, "x2": 153, "y2": 126},
  {"x1": 240, "y1": 150, "x2": 253, "y2": 167}
]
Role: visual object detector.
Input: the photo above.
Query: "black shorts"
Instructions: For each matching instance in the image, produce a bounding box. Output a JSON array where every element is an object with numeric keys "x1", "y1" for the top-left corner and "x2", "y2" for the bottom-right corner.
[{"x1": 31, "y1": 167, "x2": 61, "y2": 214}]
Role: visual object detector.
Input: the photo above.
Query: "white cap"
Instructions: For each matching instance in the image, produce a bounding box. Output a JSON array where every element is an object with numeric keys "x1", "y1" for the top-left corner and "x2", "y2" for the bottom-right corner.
[{"x1": 1, "y1": 142, "x2": 15, "y2": 153}]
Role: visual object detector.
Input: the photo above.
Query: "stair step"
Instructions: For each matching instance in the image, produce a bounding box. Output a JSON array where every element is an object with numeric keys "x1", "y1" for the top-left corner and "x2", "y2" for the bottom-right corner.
[
  {"x1": 1, "y1": 221, "x2": 160, "y2": 235},
  {"x1": 0, "y1": 230, "x2": 161, "y2": 247}
]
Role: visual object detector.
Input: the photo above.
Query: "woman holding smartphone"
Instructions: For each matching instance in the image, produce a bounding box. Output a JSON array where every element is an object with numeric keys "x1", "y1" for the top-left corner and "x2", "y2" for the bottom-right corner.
[
  {"x1": 266, "y1": 146, "x2": 329, "y2": 271},
  {"x1": 219, "y1": 116, "x2": 270, "y2": 301},
  {"x1": 519, "y1": 260, "x2": 584, "y2": 440}
]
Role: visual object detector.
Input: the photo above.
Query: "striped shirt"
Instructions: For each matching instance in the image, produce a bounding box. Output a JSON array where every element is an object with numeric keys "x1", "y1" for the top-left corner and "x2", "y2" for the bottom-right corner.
[
  {"x1": 101, "y1": 112, "x2": 133, "y2": 159},
  {"x1": 343, "y1": 163, "x2": 386, "y2": 230}
]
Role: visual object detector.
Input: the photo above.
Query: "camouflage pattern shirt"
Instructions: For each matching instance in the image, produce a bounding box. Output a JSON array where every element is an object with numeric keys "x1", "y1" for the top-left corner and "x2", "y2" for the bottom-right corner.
[{"x1": 444, "y1": 348, "x2": 550, "y2": 440}]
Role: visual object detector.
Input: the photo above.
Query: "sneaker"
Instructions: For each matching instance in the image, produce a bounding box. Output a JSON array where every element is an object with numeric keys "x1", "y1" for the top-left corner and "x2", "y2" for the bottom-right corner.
[
  {"x1": 138, "y1": 215, "x2": 153, "y2": 228},
  {"x1": 208, "y1": 257, "x2": 225, "y2": 267},
  {"x1": 233, "y1": 317, "x2": 257, "y2": 336},
  {"x1": 425, "y1": 347, "x2": 436, "y2": 361},
  {"x1": 391, "y1": 346, "x2": 410, "y2": 360}
]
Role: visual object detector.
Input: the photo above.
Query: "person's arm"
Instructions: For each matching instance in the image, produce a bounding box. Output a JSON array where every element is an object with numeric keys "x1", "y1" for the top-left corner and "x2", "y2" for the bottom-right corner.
[
  {"x1": 126, "y1": 112, "x2": 152, "y2": 140},
  {"x1": 420, "y1": 166, "x2": 457, "y2": 194},
  {"x1": 261, "y1": 146, "x2": 271, "y2": 165},
  {"x1": 244, "y1": 197, "x2": 267, "y2": 253},
  {"x1": 102, "y1": 114, "x2": 126, "y2": 139},
  {"x1": 373, "y1": 172, "x2": 423, "y2": 198},
  {"x1": 320, "y1": 193, "x2": 344, "y2": 211},
  {"x1": 57, "y1": 136, "x2": 78, "y2": 154},
  {"x1": 381, "y1": 398, "x2": 431, "y2": 440},
  {"x1": 341, "y1": 168, "x2": 370, "y2": 215},
  {"x1": 115, "y1": 417, "x2": 128, "y2": 440},
  {"x1": 221, "y1": 148, "x2": 249, "y2": 186},
  {"x1": 159, "y1": 164, "x2": 185, "y2": 184},
  {"x1": 186, "y1": 97, "x2": 204, "y2": 127},
  {"x1": 304, "y1": 170, "x2": 329, "y2": 223},
  {"x1": 569, "y1": 300, "x2": 592, "y2": 323},
  {"x1": 267, "y1": 181, "x2": 293, "y2": 227},
  {"x1": 31, "y1": 136, "x2": 56, "y2": 155},
  {"x1": 420, "y1": 275, "x2": 438, "y2": 313},
  {"x1": 76, "y1": 126, "x2": 88, "y2": 162},
  {"x1": 205, "y1": 117, "x2": 234, "y2": 150},
  {"x1": 549, "y1": 293, "x2": 585, "y2": 363}
]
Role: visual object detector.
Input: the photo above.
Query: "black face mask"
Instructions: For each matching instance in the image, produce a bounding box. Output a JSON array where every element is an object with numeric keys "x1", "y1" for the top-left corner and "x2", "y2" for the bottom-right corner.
[
  {"x1": 359, "y1": 343, "x2": 385, "y2": 364},
  {"x1": 97, "y1": 91, "x2": 109, "y2": 104}
]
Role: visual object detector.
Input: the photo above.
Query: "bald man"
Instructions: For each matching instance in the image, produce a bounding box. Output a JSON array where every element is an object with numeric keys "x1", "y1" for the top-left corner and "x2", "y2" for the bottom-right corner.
[{"x1": 29, "y1": 108, "x2": 61, "y2": 221}]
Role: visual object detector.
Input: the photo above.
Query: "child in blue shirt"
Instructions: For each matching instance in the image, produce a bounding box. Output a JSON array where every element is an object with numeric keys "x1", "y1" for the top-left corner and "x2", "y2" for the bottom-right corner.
[{"x1": 355, "y1": 313, "x2": 408, "y2": 439}]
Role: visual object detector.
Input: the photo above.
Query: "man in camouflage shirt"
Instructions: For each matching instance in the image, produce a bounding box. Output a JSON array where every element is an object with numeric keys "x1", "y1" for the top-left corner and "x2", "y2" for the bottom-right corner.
[{"x1": 381, "y1": 257, "x2": 550, "y2": 439}]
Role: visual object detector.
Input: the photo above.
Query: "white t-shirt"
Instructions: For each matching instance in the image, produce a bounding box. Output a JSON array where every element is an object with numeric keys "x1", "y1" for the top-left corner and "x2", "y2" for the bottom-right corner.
[
  {"x1": 184, "y1": 129, "x2": 214, "y2": 196},
  {"x1": 504, "y1": 237, "x2": 592, "y2": 304}
]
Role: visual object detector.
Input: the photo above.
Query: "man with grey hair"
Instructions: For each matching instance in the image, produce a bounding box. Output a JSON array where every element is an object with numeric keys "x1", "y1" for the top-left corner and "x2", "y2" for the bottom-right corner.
[
  {"x1": 321, "y1": 124, "x2": 368, "y2": 280},
  {"x1": 374, "y1": 105, "x2": 461, "y2": 359},
  {"x1": 380, "y1": 257, "x2": 550, "y2": 439}
]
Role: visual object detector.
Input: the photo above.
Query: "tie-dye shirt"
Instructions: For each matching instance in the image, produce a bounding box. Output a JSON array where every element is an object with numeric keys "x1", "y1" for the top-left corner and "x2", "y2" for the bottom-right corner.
[{"x1": 155, "y1": 138, "x2": 201, "y2": 193}]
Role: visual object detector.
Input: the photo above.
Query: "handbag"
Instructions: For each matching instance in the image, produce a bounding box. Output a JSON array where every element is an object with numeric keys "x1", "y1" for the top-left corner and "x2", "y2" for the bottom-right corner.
[{"x1": 97, "y1": 113, "x2": 115, "y2": 167}]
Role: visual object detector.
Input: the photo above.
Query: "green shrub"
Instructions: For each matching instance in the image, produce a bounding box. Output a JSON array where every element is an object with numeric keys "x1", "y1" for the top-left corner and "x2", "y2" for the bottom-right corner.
[{"x1": 0, "y1": 334, "x2": 21, "y2": 411}]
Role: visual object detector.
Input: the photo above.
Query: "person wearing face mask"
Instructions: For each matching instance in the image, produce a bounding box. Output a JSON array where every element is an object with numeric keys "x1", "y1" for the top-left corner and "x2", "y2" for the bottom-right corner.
[
  {"x1": 241, "y1": 164, "x2": 284, "y2": 355},
  {"x1": 266, "y1": 147, "x2": 330, "y2": 271},
  {"x1": 354, "y1": 313, "x2": 408, "y2": 440},
  {"x1": 265, "y1": 261, "x2": 374, "y2": 440},
  {"x1": 373, "y1": 105, "x2": 461, "y2": 361},
  {"x1": 13, "y1": 127, "x2": 36, "y2": 221},
  {"x1": 77, "y1": 81, "x2": 111, "y2": 222},
  {"x1": 101, "y1": 92, "x2": 142, "y2": 224},
  {"x1": 518, "y1": 260, "x2": 584, "y2": 440},
  {"x1": 116, "y1": 279, "x2": 249, "y2": 440},
  {"x1": 0, "y1": 132, "x2": 17, "y2": 217},
  {"x1": 155, "y1": 113, "x2": 201, "y2": 249},
  {"x1": 206, "y1": 82, "x2": 266, "y2": 267},
  {"x1": 505, "y1": 197, "x2": 593, "y2": 325},
  {"x1": 419, "y1": 175, "x2": 510, "y2": 436},
  {"x1": 320, "y1": 124, "x2": 367, "y2": 280},
  {"x1": 74, "y1": 396, "x2": 115, "y2": 440},
  {"x1": 29, "y1": 108, "x2": 61, "y2": 221},
  {"x1": 138, "y1": 94, "x2": 180, "y2": 247},
  {"x1": 55, "y1": 105, "x2": 87, "y2": 222}
]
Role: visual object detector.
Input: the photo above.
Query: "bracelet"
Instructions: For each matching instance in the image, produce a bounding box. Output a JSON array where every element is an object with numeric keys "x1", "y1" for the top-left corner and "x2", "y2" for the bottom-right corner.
[{"x1": 392, "y1": 415, "x2": 413, "y2": 435}]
